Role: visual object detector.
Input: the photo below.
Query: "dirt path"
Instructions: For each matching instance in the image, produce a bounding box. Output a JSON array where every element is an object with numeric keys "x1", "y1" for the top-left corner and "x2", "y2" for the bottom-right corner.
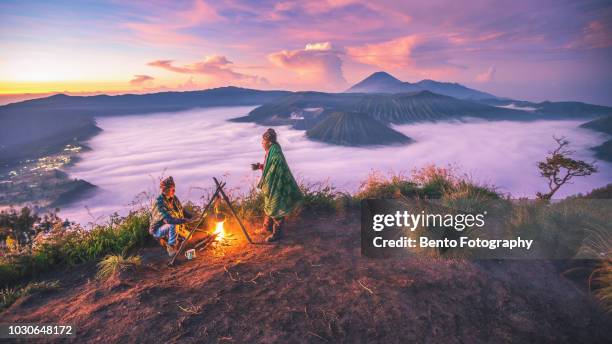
[{"x1": 3, "y1": 212, "x2": 611, "y2": 343}]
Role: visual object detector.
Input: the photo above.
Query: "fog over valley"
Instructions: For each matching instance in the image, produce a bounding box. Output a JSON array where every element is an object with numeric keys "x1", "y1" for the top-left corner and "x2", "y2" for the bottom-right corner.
[{"x1": 57, "y1": 106, "x2": 612, "y2": 223}]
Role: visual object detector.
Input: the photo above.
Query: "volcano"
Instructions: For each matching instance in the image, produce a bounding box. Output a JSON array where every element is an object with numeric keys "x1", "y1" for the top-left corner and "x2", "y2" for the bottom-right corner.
[{"x1": 306, "y1": 112, "x2": 412, "y2": 146}]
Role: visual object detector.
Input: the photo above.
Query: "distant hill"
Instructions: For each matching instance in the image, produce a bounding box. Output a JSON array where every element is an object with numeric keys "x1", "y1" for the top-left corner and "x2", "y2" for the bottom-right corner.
[
  {"x1": 591, "y1": 140, "x2": 612, "y2": 162},
  {"x1": 1, "y1": 87, "x2": 290, "y2": 117},
  {"x1": 580, "y1": 115, "x2": 612, "y2": 134},
  {"x1": 0, "y1": 113, "x2": 101, "y2": 165},
  {"x1": 350, "y1": 91, "x2": 522, "y2": 124},
  {"x1": 306, "y1": 112, "x2": 412, "y2": 146},
  {"x1": 580, "y1": 115, "x2": 612, "y2": 162},
  {"x1": 479, "y1": 98, "x2": 612, "y2": 118},
  {"x1": 0, "y1": 87, "x2": 291, "y2": 164},
  {"x1": 235, "y1": 90, "x2": 527, "y2": 129},
  {"x1": 346, "y1": 71, "x2": 498, "y2": 100}
]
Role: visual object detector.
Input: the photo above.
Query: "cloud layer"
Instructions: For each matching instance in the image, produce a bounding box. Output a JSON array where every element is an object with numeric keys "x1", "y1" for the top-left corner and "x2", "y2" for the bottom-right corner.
[{"x1": 61, "y1": 106, "x2": 612, "y2": 224}]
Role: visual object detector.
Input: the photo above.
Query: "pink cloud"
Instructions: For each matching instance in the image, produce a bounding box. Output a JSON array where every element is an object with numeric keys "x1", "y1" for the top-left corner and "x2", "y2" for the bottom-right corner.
[
  {"x1": 179, "y1": 0, "x2": 223, "y2": 25},
  {"x1": 447, "y1": 31, "x2": 504, "y2": 45},
  {"x1": 129, "y1": 74, "x2": 155, "y2": 87},
  {"x1": 267, "y1": 0, "x2": 410, "y2": 23},
  {"x1": 346, "y1": 35, "x2": 464, "y2": 80},
  {"x1": 268, "y1": 42, "x2": 347, "y2": 90},
  {"x1": 475, "y1": 66, "x2": 496, "y2": 83},
  {"x1": 267, "y1": 0, "x2": 357, "y2": 18},
  {"x1": 148, "y1": 55, "x2": 268, "y2": 86},
  {"x1": 301, "y1": 0, "x2": 360, "y2": 14},
  {"x1": 122, "y1": 23, "x2": 203, "y2": 46},
  {"x1": 346, "y1": 35, "x2": 420, "y2": 69},
  {"x1": 123, "y1": 0, "x2": 223, "y2": 46},
  {"x1": 131, "y1": 77, "x2": 202, "y2": 93},
  {"x1": 177, "y1": 76, "x2": 198, "y2": 90},
  {"x1": 565, "y1": 20, "x2": 612, "y2": 49}
]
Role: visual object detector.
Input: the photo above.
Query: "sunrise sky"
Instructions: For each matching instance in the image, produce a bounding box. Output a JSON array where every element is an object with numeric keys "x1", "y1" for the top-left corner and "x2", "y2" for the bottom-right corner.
[{"x1": 1, "y1": 0, "x2": 611, "y2": 105}]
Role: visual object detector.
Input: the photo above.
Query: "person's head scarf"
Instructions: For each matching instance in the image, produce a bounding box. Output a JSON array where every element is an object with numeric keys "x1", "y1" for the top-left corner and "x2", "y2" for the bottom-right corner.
[
  {"x1": 160, "y1": 176, "x2": 175, "y2": 193},
  {"x1": 263, "y1": 128, "x2": 277, "y2": 144}
]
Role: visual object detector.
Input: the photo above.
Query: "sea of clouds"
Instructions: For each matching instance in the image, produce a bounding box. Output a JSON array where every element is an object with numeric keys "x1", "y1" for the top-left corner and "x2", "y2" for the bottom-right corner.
[{"x1": 61, "y1": 106, "x2": 612, "y2": 224}]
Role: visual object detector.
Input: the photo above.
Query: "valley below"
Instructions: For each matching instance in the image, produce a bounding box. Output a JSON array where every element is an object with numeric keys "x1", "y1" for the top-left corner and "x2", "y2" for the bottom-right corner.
[{"x1": 53, "y1": 106, "x2": 612, "y2": 225}]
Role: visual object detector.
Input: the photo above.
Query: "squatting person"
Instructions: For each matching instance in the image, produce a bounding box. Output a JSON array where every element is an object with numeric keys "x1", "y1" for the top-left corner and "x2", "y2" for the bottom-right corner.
[
  {"x1": 149, "y1": 176, "x2": 193, "y2": 257},
  {"x1": 252, "y1": 128, "x2": 303, "y2": 242}
]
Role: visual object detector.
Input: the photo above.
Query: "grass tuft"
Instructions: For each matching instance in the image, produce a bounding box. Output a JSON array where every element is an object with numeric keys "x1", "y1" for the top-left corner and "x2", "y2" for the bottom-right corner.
[
  {"x1": 96, "y1": 254, "x2": 142, "y2": 281},
  {"x1": 0, "y1": 287, "x2": 19, "y2": 311},
  {"x1": 579, "y1": 224, "x2": 612, "y2": 313},
  {"x1": 299, "y1": 181, "x2": 344, "y2": 215},
  {"x1": 1, "y1": 279, "x2": 60, "y2": 311},
  {"x1": 355, "y1": 171, "x2": 419, "y2": 200}
]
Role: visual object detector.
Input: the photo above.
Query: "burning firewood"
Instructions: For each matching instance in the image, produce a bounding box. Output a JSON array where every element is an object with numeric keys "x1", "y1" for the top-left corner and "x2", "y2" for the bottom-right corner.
[{"x1": 168, "y1": 177, "x2": 253, "y2": 266}]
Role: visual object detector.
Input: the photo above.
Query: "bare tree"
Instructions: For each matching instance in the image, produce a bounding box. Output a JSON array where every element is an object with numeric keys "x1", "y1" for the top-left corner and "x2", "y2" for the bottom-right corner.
[{"x1": 536, "y1": 136, "x2": 598, "y2": 200}]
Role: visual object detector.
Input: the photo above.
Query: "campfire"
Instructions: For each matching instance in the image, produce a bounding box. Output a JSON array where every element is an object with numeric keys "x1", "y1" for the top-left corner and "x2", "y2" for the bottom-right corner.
[
  {"x1": 212, "y1": 196, "x2": 227, "y2": 241},
  {"x1": 213, "y1": 220, "x2": 225, "y2": 241},
  {"x1": 169, "y1": 177, "x2": 253, "y2": 266}
]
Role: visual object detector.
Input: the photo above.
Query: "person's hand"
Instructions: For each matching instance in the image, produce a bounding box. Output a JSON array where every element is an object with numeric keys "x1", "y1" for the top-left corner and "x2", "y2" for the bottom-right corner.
[{"x1": 251, "y1": 163, "x2": 263, "y2": 171}]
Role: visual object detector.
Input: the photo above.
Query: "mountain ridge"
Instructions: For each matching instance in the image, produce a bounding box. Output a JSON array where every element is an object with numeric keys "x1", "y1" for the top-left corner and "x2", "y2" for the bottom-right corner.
[
  {"x1": 346, "y1": 71, "x2": 498, "y2": 100},
  {"x1": 236, "y1": 90, "x2": 529, "y2": 129},
  {"x1": 3, "y1": 82, "x2": 612, "y2": 162}
]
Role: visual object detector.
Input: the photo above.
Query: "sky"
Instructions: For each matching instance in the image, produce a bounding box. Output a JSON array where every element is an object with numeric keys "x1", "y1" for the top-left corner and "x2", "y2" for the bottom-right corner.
[{"x1": 1, "y1": 0, "x2": 611, "y2": 105}]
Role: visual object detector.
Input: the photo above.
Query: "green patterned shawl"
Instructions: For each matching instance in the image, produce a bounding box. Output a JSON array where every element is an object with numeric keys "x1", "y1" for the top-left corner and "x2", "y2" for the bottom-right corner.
[{"x1": 257, "y1": 143, "x2": 303, "y2": 219}]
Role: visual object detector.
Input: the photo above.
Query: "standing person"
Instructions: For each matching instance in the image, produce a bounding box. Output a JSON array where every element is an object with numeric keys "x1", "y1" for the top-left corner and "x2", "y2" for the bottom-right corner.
[
  {"x1": 149, "y1": 176, "x2": 193, "y2": 257},
  {"x1": 252, "y1": 128, "x2": 303, "y2": 242}
]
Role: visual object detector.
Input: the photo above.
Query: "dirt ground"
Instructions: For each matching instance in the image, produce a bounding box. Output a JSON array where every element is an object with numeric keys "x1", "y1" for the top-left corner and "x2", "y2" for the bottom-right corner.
[{"x1": 3, "y1": 211, "x2": 611, "y2": 343}]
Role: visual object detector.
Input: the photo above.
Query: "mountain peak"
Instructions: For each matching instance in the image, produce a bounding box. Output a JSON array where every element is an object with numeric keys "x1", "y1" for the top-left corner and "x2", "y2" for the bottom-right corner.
[
  {"x1": 49, "y1": 93, "x2": 70, "y2": 98},
  {"x1": 363, "y1": 71, "x2": 402, "y2": 82},
  {"x1": 346, "y1": 71, "x2": 404, "y2": 93}
]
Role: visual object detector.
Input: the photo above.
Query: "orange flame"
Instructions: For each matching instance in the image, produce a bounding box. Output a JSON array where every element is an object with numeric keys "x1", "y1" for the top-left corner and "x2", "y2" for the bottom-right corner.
[{"x1": 214, "y1": 221, "x2": 225, "y2": 240}]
